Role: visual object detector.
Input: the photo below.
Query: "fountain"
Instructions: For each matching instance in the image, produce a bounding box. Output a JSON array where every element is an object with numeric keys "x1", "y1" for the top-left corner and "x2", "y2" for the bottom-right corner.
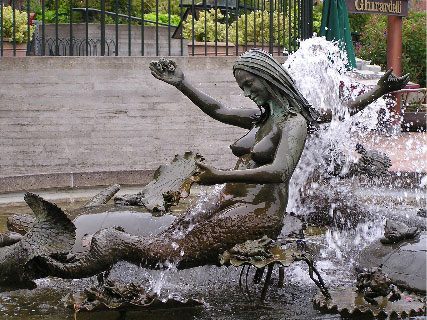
[{"x1": 0, "y1": 38, "x2": 425, "y2": 319}]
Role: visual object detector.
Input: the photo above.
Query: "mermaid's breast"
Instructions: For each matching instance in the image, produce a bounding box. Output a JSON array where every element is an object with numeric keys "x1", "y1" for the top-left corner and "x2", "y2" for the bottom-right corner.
[
  {"x1": 250, "y1": 126, "x2": 280, "y2": 164},
  {"x1": 230, "y1": 127, "x2": 257, "y2": 157},
  {"x1": 230, "y1": 123, "x2": 280, "y2": 165}
]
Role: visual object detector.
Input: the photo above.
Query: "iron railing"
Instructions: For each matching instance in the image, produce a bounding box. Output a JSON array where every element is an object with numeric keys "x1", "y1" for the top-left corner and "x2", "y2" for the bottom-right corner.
[{"x1": 0, "y1": 0, "x2": 312, "y2": 56}]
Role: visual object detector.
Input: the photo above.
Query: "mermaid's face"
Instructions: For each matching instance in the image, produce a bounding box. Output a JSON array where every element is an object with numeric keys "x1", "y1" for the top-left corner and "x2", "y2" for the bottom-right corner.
[{"x1": 235, "y1": 69, "x2": 270, "y2": 106}]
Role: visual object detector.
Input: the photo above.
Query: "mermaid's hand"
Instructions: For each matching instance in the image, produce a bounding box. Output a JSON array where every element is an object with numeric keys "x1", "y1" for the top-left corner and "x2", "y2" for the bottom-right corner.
[
  {"x1": 149, "y1": 58, "x2": 184, "y2": 88},
  {"x1": 193, "y1": 162, "x2": 222, "y2": 185},
  {"x1": 377, "y1": 68, "x2": 410, "y2": 93}
]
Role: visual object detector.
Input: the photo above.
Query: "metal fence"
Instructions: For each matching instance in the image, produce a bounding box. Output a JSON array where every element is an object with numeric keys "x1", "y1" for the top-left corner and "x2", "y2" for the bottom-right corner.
[{"x1": 0, "y1": 0, "x2": 312, "y2": 56}]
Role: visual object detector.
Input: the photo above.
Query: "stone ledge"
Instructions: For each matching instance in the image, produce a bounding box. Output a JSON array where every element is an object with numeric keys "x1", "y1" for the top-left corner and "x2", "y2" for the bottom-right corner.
[
  {"x1": 0, "y1": 170, "x2": 154, "y2": 193},
  {"x1": 0, "y1": 168, "x2": 424, "y2": 194}
]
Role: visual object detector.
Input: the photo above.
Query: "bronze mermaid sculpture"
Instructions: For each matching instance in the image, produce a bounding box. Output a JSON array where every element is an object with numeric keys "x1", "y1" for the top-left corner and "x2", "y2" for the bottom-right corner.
[{"x1": 1, "y1": 49, "x2": 409, "y2": 282}]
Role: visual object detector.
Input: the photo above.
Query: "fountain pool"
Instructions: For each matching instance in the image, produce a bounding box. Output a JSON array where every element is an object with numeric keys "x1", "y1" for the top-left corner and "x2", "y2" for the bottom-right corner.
[{"x1": 0, "y1": 37, "x2": 425, "y2": 319}]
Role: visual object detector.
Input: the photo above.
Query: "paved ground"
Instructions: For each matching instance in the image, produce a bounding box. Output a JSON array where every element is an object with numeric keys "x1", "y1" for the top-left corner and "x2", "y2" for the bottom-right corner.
[{"x1": 360, "y1": 132, "x2": 426, "y2": 174}]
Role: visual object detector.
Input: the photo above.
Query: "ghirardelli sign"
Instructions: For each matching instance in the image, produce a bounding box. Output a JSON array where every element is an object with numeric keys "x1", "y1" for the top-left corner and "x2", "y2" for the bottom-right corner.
[{"x1": 345, "y1": 0, "x2": 409, "y2": 16}]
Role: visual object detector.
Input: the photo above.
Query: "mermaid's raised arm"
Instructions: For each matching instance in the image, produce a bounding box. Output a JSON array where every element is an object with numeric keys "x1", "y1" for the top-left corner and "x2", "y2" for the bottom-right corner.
[
  {"x1": 347, "y1": 68, "x2": 409, "y2": 116},
  {"x1": 150, "y1": 58, "x2": 257, "y2": 130}
]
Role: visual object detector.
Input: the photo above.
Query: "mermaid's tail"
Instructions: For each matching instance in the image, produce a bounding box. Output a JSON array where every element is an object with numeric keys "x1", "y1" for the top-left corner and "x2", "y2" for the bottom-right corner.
[
  {"x1": 30, "y1": 202, "x2": 286, "y2": 280},
  {"x1": 7, "y1": 185, "x2": 122, "y2": 236},
  {"x1": 23, "y1": 193, "x2": 76, "y2": 257},
  {"x1": 31, "y1": 226, "x2": 140, "y2": 279},
  {"x1": 0, "y1": 193, "x2": 75, "y2": 286}
]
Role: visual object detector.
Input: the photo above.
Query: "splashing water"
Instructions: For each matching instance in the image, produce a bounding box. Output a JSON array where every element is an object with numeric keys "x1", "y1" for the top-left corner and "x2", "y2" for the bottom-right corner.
[
  {"x1": 283, "y1": 37, "x2": 390, "y2": 216},
  {"x1": 279, "y1": 37, "x2": 425, "y2": 282},
  {"x1": 284, "y1": 37, "x2": 351, "y2": 119}
]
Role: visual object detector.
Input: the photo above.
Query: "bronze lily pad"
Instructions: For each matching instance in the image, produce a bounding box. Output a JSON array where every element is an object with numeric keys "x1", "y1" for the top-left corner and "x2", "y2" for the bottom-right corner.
[
  {"x1": 314, "y1": 287, "x2": 426, "y2": 318},
  {"x1": 65, "y1": 279, "x2": 203, "y2": 313},
  {"x1": 219, "y1": 236, "x2": 298, "y2": 269}
]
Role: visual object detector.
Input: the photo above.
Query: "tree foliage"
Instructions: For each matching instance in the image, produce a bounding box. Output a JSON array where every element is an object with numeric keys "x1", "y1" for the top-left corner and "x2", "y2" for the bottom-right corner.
[{"x1": 356, "y1": 10, "x2": 426, "y2": 87}]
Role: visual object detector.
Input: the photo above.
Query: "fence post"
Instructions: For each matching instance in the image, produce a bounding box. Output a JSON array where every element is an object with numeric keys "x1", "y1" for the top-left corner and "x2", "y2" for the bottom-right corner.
[
  {"x1": 26, "y1": 0, "x2": 30, "y2": 55},
  {"x1": 115, "y1": 0, "x2": 119, "y2": 56},
  {"x1": 156, "y1": 0, "x2": 159, "y2": 55},
  {"x1": 55, "y1": 0, "x2": 59, "y2": 55},
  {"x1": 191, "y1": 0, "x2": 194, "y2": 56},
  {"x1": 204, "y1": 0, "x2": 207, "y2": 55},
  {"x1": 141, "y1": 0, "x2": 144, "y2": 56},
  {"x1": 301, "y1": 0, "x2": 312, "y2": 40},
  {"x1": 179, "y1": 0, "x2": 183, "y2": 55},
  {"x1": 215, "y1": 0, "x2": 217, "y2": 55},
  {"x1": 69, "y1": 0, "x2": 72, "y2": 55},
  {"x1": 235, "y1": 0, "x2": 238, "y2": 56},
  {"x1": 128, "y1": 0, "x2": 131, "y2": 55},
  {"x1": 261, "y1": 0, "x2": 264, "y2": 50},
  {"x1": 244, "y1": 0, "x2": 247, "y2": 52},
  {"x1": 225, "y1": 0, "x2": 229, "y2": 55},
  {"x1": 269, "y1": 0, "x2": 273, "y2": 54},
  {"x1": 0, "y1": 0, "x2": 3, "y2": 56},
  {"x1": 85, "y1": 0, "x2": 88, "y2": 55},
  {"x1": 101, "y1": 0, "x2": 105, "y2": 56},
  {"x1": 168, "y1": 0, "x2": 171, "y2": 55},
  {"x1": 12, "y1": 0, "x2": 15, "y2": 56}
]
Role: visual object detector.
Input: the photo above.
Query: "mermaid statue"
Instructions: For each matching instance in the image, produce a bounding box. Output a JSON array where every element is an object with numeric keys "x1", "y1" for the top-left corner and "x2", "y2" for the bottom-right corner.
[{"x1": 0, "y1": 49, "x2": 409, "y2": 282}]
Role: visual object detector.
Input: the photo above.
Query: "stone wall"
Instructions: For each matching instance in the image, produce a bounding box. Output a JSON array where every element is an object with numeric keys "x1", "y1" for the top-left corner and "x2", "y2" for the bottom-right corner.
[{"x1": 0, "y1": 56, "x2": 286, "y2": 192}]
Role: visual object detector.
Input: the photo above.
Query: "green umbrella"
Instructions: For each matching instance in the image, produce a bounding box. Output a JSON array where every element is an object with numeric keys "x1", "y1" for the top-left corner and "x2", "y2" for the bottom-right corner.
[{"x1": 319, "y1": 0, "x2": 356, "y2": 69}]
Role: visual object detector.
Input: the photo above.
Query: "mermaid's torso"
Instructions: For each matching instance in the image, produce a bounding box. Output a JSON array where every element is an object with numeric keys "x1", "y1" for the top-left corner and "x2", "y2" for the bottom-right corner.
[{"x1": 219, "y1": 115, "x2": 289, "y2": 213}]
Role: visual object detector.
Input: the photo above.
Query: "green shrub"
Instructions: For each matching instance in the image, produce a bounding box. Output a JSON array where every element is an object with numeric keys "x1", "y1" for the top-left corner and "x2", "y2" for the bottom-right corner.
[
  {"x1": 84, "y1": 0, "x2": 180, "y2": 15},
  {"x1": 183, "y1": 7, "x2": 293, "y2": 45},
  {"x1": 355, "y1": 14, "x2": 387, "y2": 66},
  {"x1": 34, "y1": 0, "x2": 180, "y2": 25},
  {"x1": 40, "y1": 0, "x2": 142, "y2": 20},
  {"x1": 228, "y1": 9, "x2": 288, "y2": 46},
  {"x1": 312, "y1": 2, "x2": 322, "y2": 34},
  {"x1": 34, "y1": 4, "x2": 72, "y2": 23},
  {"x1": 347, "y1": 13, "x2": 370, "y2": 34},
  {"x1": 356, "y1": 10, "x2": 426, "y2": 87},
  {"x1": 182, "y1": 9, "x2": 227, "y2": 41},
  {"x1": 144, "y1": 0, "x2": 180, "y2": 15},
  {"x1": 29, "y1": 0, "x2": 42, "y2": 13},
  {"x1": 33, "y1": 0, "x2": 86, "y2": 23},
  {"x1": 89, "y1": 0, "x2": 142, "y2": 15},
  {"x1": 400, "y1": 10, "x2": 426, "y2": 88},
  {"x1": 1, "y1": 5, "x2": 36, "y2": 42},
  {"x1": 44, "y1": 0, "x2": 72, "y2": 9},
  {"x1": 144, "y1": 12, "x2": 180, "y2": 25}
]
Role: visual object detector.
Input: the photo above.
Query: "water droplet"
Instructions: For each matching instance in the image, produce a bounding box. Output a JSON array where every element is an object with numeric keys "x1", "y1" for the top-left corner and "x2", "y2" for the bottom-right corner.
[{"x1": 171, "y1": 242, "x2": 179, "y2": 250}]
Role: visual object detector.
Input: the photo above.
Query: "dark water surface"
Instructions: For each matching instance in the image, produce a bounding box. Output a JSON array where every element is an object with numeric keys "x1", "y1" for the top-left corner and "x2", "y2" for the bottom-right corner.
[
  {"x1": 0, "y1": 265, "x2": 335, "y2": 320},
  {"x1": 0, "y1": 197, "x2": 339, "y2": 320},
  {"x1": 0, "y1": 194, "x2": 424, "y2": 320}
]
